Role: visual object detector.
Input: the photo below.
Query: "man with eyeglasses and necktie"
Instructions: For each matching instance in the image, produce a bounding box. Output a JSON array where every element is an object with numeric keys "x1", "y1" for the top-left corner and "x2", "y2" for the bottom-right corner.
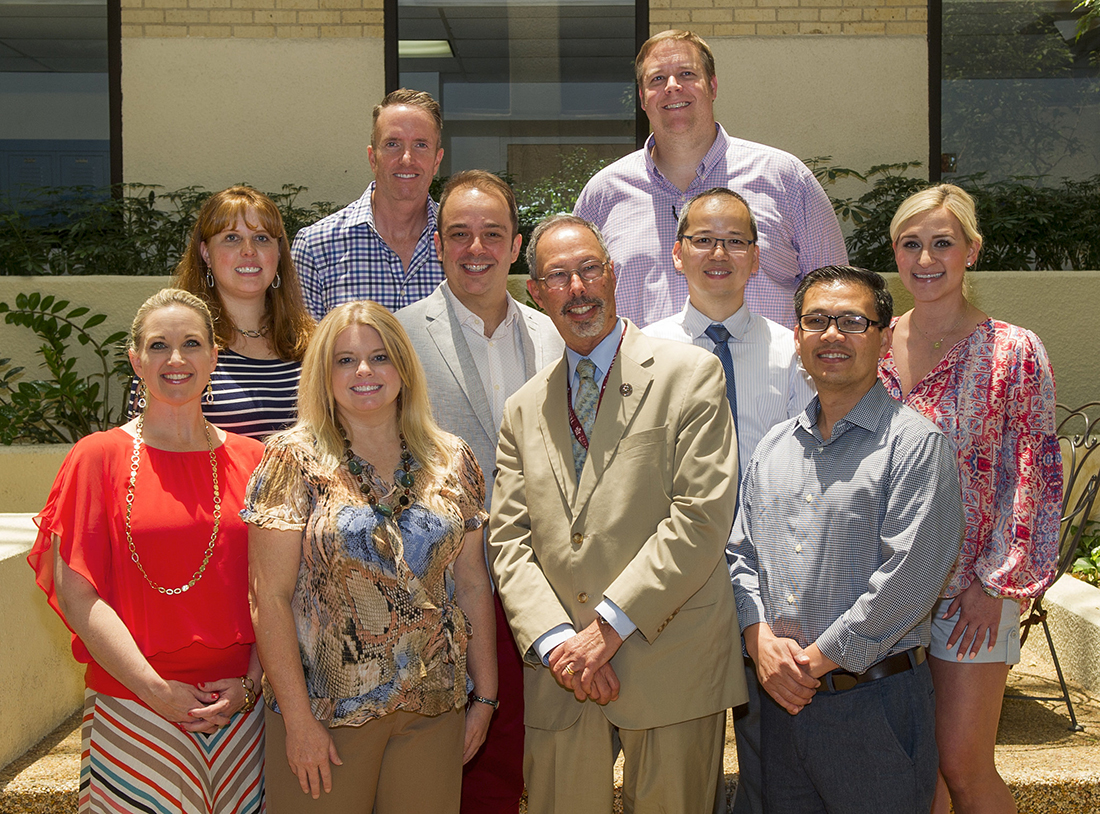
[
  {"x1": 644, "y1": 187, "x2": 814, "y2": 814},
  {"x1": 727, "y1": 265, "x2": 964, "y2": 814},
  {"x1": 488, "y1": 213, "x2": 746, "y2": 814}
]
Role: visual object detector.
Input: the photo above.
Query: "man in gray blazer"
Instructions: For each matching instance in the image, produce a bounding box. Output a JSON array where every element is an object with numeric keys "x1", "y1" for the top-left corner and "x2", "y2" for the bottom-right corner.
[{"x1": 396, "y1": 170, "x2": 563, "y2": 814}]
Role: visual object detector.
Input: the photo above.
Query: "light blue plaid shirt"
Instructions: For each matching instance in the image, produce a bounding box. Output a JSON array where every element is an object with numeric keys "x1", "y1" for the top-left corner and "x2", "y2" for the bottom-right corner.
[
  {"x1": 292, "y1": 182, "x2": 444, "y2": 318},
  {"x1": 728, "y1": 382, "x2": 964, "y2": 674}
]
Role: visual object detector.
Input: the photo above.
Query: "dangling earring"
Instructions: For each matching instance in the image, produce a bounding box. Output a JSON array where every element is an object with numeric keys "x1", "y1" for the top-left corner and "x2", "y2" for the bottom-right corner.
[
  {"x1": 205, "y1": 382, "x2": 215, "y2": 404},
  {"x1": 271, "y1": 273, "x2": 281, "y2": 290},
  {"x1": 136, "y1": 380, "x2": 147, "y2": 411},
  {"x1": 206, "y1": 268, "x2": 215, "y2": 288}
]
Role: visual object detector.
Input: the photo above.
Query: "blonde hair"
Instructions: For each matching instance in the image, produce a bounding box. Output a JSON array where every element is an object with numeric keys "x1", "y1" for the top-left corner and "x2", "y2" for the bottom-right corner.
[
  {"x1": 173, "y1": 186, "x2": 315, "y2": 361},
  {"x1": 289, "y1": 301, "x2": 450, "y2": 487},
  {"x1": 890, "y1": 183, "x2": 983, "y2": 255},
  {"x1": 130, "y1": 288, "x2": 215, "y2": 352}
]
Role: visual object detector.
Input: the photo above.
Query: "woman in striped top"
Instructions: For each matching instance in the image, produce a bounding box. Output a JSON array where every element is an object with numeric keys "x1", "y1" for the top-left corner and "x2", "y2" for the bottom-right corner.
[{"x1": 173, "y1": 186, "x2": 315, "y2": 439}]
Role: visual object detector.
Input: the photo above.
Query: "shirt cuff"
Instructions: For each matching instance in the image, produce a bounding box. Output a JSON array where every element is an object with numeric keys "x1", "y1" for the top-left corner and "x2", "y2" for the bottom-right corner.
[
  {"x1": 534, "y1": 625, "x2": 576, "y2": 666},
  {"x1": 595, "y1": 598, "x2": 637, "y2": 640}
]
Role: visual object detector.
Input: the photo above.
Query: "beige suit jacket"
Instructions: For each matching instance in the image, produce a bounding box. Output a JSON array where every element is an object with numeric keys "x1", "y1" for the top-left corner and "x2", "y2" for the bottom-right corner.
[{"x1": 489, "y1": 320, "x2": 747, "y2": 731}]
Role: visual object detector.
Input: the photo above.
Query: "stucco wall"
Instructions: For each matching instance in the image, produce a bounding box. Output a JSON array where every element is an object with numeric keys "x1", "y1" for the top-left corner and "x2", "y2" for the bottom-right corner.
[
  {"x1": 121, "y1": 38, "x2": 385, "y2": 209},
  {"x1": 1, "y1": 272, "x2": 1096, "y2": 425},
  {"x1": 710, "y1": 36, "x2": 927, "y2": 182},
  {"x1": 0, "y1": 516, "x2": 84, "y2": 771},
  {"x1": 0, "y1": 447, "x2": 70, "y2": 514}
]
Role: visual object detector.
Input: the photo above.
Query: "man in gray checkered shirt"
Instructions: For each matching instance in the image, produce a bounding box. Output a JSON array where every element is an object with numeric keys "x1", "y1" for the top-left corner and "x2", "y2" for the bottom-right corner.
[{"x1": 727, "y1": 265, "x2": 964, "y2": 813}]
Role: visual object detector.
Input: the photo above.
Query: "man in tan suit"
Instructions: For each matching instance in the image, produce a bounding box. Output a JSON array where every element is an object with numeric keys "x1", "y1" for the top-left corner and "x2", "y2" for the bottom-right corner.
[{"x1": 488, "y1": 214, "x2": 746, "y2": 814}]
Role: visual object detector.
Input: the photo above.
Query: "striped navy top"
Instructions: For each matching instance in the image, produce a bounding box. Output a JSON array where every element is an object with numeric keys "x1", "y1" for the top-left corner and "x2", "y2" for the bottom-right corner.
[{"x1": 128, "y1": 349, "x2": 301, "y2": 440}]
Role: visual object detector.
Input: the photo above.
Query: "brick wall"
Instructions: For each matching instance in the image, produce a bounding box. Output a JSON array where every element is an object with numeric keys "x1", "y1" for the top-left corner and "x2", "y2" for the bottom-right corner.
[
  {"x1": 120, "y1": 0, "x2": 384, "y2": 38},
  {"x1": 650, "y1": 0, "x2": 926, "y2": 37},
  {"x1": 121, "y1": 0, "x2": 924, "y2": 40}
]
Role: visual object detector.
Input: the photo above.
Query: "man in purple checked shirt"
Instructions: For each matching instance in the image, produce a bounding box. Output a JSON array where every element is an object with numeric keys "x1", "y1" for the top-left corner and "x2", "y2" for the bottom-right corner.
[{"x1": 575, "y1": 30, "x2": 848, "y2": 330}]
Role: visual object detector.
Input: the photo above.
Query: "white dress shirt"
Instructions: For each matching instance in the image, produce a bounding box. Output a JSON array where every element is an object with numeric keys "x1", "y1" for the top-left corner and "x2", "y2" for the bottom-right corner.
[{"x1": 644, "y1": 300, "x2": 815, "y2": 467}]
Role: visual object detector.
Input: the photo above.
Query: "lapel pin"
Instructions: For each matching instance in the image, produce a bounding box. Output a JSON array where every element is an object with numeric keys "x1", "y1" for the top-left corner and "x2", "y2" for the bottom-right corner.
[{"x1": 619, "y1": 383, "x2": 633, "y2": 396}]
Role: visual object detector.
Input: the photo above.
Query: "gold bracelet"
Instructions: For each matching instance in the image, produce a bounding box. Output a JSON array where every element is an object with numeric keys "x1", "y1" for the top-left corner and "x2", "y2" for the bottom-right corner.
[
  {"x1": 980, "y1": 583, "x2": 1002, "y2": 600},
  {"x1": 240, "y1": 675, "x2": 257, "y2": 714}
]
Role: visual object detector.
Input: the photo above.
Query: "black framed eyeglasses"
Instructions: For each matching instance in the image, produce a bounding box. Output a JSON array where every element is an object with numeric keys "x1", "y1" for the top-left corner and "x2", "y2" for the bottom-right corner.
[
  {"x1": 679, "y1": 234, "x2": 756, "y2": 254},
  {"x1": 797, "y1": 313, "x2": 884, "y2": 334},
  {"x1": 535, "y1": 260, "x2": 609, "y2": 290}
]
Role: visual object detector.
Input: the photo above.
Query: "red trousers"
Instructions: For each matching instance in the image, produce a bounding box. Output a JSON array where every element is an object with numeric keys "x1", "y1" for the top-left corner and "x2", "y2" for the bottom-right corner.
[{"x1": 461, "y1": 591, "x2": 525, "y2": 813}]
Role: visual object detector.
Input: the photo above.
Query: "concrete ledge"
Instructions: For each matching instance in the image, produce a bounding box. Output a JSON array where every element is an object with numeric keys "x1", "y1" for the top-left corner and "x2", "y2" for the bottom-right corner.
[
  {"x1": 0, "y1": 516, "x2": 83, "y2": 772},
  {"x1": 1044, "y1": 574, "x2": 1100, "y2": 695}
]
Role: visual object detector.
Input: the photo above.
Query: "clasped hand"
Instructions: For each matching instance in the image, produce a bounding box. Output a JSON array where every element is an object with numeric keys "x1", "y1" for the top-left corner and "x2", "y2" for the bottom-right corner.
[
  {"x1": 746, "y1": 624, "x2": 821, "y2": 716},
  {"x1": 548, "y1": 619, "x2": 622, "y2": 704},
  {"x1": 151, "y1": 677, "x2": 248, "y2": 734}
]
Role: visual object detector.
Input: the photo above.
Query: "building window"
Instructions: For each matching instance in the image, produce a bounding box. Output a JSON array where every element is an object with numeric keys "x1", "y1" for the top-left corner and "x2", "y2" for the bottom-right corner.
[
  {"x1": 393, "y1": 0, "x2": 642, "y2": 185},
  {"x1": 0, "y1": 0, "x2": 115, "y2": 209},
  {"x1": 938, "y1": 0, "x2": 1100, "y2": 183}
]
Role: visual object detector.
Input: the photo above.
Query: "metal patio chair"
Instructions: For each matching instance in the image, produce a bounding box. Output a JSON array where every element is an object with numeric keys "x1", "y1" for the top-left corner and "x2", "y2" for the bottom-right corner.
[{"x1": 1009, "y1": 401, "x2": 1100, "y2": 731}]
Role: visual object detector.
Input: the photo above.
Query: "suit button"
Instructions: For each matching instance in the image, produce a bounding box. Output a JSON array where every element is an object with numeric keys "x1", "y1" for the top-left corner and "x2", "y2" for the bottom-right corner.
[
  {"x1": 577, "y1": 592, "x2": 588, "y2": 603},
  {"x1": 572, "y1": 533, "x2": 583, "y2": 546}
]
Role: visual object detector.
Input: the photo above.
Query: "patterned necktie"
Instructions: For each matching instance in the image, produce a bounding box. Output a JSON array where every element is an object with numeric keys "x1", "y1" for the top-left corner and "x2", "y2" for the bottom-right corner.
[
  {"x1": 704, "y1": 323, "x2": 742, "y2": 483},
  {"x1": 572, "y1": 358, "x2": 599, "y2": 482}
]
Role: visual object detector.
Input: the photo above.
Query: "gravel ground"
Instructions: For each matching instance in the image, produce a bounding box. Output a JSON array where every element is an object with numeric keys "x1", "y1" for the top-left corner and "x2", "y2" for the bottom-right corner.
[{"x1": 4, "y1": 633, "x2": 1097, "y2": 813}]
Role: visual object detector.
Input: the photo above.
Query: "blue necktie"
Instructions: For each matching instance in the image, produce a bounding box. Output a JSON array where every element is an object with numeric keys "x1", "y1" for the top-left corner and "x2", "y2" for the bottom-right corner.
[
  {"x1": 704, "y1": 323, "x2": 741, "y2": 484},
  {"x1": 572, "y1": 358, "x2": 599, "y2": 482}
]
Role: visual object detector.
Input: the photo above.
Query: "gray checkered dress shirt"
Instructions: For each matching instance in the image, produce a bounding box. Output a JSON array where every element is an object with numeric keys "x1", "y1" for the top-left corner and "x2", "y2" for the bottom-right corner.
[{"x1": 728, "y1": 382, "x2": 965, "y2": 674}]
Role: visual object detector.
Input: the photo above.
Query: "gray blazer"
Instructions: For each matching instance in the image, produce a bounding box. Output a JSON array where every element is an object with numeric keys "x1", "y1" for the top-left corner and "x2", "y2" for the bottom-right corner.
[{"x1": 396, "y1": 283, "x2": 564, "y2": 510}]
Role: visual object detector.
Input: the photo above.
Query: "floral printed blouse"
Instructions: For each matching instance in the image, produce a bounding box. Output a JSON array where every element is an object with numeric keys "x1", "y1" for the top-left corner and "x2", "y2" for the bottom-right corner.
[
  {"x1": 879, "y1": 318, "x2": 1062, "y2": 602},
  {"x1": 242, "y1": 429, "x2": 487, "y2": 727}
]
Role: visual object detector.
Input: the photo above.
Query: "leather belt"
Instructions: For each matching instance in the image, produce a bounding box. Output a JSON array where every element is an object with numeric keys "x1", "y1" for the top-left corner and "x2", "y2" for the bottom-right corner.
[{"x1": 823, "y1": 646, "x2": 926, "y2": 693}]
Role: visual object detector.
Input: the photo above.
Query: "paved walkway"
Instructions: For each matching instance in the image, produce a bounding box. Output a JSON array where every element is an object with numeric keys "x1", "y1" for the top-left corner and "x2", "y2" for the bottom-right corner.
[{"x1": 3, "y1": 633, "x2": 1097, "y2": 813}]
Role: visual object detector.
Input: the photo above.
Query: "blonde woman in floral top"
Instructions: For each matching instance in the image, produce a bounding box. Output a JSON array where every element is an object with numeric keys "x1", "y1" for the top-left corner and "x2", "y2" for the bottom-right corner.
[
  {"x1": 879, "y1": 184, "x2": 1061, "y2": 814},
  {"x1": 245, "y1": 301, "x2": 496, "y2": 813}
]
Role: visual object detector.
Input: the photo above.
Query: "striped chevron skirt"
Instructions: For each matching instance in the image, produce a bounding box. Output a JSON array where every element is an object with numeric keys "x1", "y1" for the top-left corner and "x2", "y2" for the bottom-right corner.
[{"x1": 79, "y1": 689, "x2": 265, "y2": 813}]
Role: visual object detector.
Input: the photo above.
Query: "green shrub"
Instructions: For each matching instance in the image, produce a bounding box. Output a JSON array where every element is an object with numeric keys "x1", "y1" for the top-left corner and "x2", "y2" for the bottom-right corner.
[
  {"x1": 0, "y1": 293, "x2": 130, "y2": 443},
  {"x1": 0, "y1": 184, "x2": 336, "y2": 276},
  {"x1": 1072, "y1": 520, "x2": 1100, "y2": 587},
  {"x1": 807, "y1": 159, "x2": 1100, "y2": 273}
]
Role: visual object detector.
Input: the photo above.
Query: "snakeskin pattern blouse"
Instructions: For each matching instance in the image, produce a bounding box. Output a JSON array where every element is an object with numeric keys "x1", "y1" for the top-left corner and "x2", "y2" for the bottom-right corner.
[{"x1": 242, "y1": 429, "x2": 487, "y2": 726}]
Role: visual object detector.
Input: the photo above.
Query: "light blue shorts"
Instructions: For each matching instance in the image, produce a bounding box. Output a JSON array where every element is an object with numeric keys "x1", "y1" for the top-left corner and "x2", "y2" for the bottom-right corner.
[{"x1": 929, "y1": 596, "x2": 1022, "y2": 665}]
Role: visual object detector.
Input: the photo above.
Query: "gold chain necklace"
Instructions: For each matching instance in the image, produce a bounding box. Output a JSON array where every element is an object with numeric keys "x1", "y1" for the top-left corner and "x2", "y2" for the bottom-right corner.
[
  {"x1": 126, "y1": 414, "x2": 222, "y2": 595},
  {"x1": 235, "y1": 325, "x2": 269, "y2": 339},
  {"x1": 912, "y1": 309, "x2": 967, "y2": 350}
]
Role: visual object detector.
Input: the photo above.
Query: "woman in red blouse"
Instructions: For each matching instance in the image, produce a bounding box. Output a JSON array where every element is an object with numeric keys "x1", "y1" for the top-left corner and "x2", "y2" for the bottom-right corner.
[
  {"x1": 879, "y1": 185, "x2": 1062, "y2": 814},
  {"x1": 29, "y1": 289, "x2": 267, "y2": 813}
]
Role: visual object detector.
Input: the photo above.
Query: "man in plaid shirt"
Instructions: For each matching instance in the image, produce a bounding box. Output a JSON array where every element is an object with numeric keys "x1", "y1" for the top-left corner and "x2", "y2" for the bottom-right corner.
[{"x1": 293, "y1": 89, "x2": 446, "y2": 317}]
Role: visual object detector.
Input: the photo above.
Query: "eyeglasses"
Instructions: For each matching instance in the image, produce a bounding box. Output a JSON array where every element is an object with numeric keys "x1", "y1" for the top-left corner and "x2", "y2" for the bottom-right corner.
[
  {"x1": 535, "y1": 260, "x2": 609, "y2": 290},
  {"x1": 680, "y1": 234, "x2": 756, "y2": 254},
  {"x1": 797, "y1": 313, "x2": 884, "y2": 334}
]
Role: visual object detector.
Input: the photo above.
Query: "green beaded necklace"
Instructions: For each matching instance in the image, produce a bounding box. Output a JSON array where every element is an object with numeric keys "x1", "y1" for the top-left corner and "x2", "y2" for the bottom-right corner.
[{"x1": 343, "y1": 432, "x2": 415, "y2": 519}]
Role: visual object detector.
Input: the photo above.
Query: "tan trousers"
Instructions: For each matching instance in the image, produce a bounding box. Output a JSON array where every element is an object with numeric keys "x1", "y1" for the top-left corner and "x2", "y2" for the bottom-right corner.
[
  {"x1": 264, "y1": 705, "x2": 463, "y2": 814},
  {"x1": 524, "y1": 703, "x2": 726, "y2": 814}
]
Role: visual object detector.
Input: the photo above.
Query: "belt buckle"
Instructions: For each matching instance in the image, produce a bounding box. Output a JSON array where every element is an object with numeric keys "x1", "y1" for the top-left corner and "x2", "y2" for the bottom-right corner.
[{"x1": 824, "y1": 671, "x2": 858, "y2": 692}]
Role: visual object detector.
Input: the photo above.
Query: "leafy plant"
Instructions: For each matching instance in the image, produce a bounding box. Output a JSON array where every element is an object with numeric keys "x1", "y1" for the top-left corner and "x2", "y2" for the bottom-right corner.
[
  {"x1": 808, "y1": 157, "x2": 1100, "y2": 273},
  {"x1": 0, "y1": 293, "x2": 130, "y2": 444},
  {"x1": 512, "y1": 149, "x2": 616, "y2": 276},
  {"x1": 1071, "y1": 520, "x2": 1100, "y2": 587},
  {"x1": 0, "y1": 183, "x2": 336, "y2": 277}
]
